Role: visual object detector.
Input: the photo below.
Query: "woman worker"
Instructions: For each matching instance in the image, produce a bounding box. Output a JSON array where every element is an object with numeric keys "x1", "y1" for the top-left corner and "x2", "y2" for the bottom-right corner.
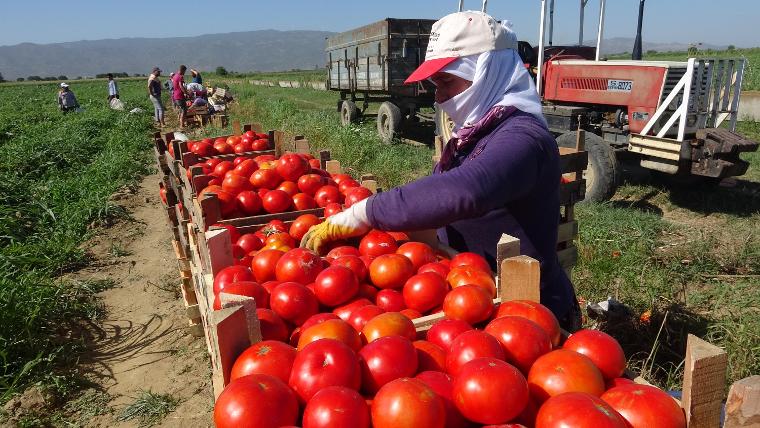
[{"x1": 302, "y1": 11, "x2": 580, "y2": 330}]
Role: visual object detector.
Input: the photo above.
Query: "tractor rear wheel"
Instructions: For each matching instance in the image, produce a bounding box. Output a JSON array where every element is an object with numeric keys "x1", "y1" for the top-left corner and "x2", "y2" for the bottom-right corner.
[
  {"x1": 556, "y1": 131, "x2": 620, "y2": 202},
  {"x1": 340, "y1": 100, "x2": 359, "y2": 126},
  {"x1": 377, "y1": 102, "x2": 402, "y2": 144}
]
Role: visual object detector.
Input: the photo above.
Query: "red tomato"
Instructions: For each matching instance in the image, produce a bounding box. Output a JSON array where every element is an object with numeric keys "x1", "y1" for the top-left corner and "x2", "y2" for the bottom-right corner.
[
  {"x1": 496, "y1": 300, "x2": 562, "y2": 347},
  {"x1": 234, "y1": 141, "x2": 253, "y2": 154},
  {"x1": 299, "y1": 312, "x2": 340, "y2": 332},
  {"x1": 312, "y1": 266, "x2": 358, "y2": 307},
  {"x1": 289, "y1": 214, "x2": 321, "y2": 242},
  {"x1": 446, "y1": 330, "x2": 505, "y2": 376},
  {"x1": 214, "y1": 281, "x2": 268, "y2": 310},
  {"x1": 413, "y1": 340, "x2": 447, "y2": 372},
  {"x1": 237, "y1": 233, "x2": 263, "y2": 254},
  {"x1": 256, "y1": 308, "x2": 290, "y2": 342},
  {"x1": 298, "y1": 174, "x2": 329, "y2": 196},
  {"x1": 292, "y1": 192, "x2": 317, "y2": 210},
  {"x1": 563, "y1": 329, "x2": 626, "y2": 380},
  {"x1": 251, "y1": 249, "x2": 285, "y2": 283},
  {"x1": 606, "y1": 377, "x2": 635, "y2": 389},
  {"x1": 323, "y1": 202, "x2": 343, "y2": 217},
  {"x1": 447, "y1": 266, "x2": 497, "y2": 298},
  {"x1": 302, "y1": 386, "x2": 370, "y2": 428},
  {"x1": 252, "y1": 138, "x2": 269, "y2": 151},
  {"x1": 308, "y1": 158, "x2": 321, "y2": 169},
  {"x1": 159, "y1": 186, "x2": 168, "y2": 205},
  {"x1": 442, "y1": 284, "x2": 494, "y2": 325},
  {"x1": 213, "y1": 160, "x2": 235, "y2": 177},
  {"x1": 536, "y1": 392, "x2": 628, "y2": 428},
  {"x1": 235, "y1": 190, "x2": 263, "y2": 215},
  {"x1": 326, "y1": 246, "x2": 361, "y2": 259},
  {"x1": 205, "y1": 157, "x2": 223, "y2": 170},
  {"x1": 297, "y1": 318, "x2": 362, "y2": 352},
  {"x1": 357, "y1": 283, "x2": 379, "y2": 301},
  {"x1": 403, "y1": 272, "x2": 449, "y2": 313},
  {"x1": 415, "y1": 370, "x2": 472, "y2": 428},
  {"x1": 214, "y1": 374, "x2": 298, "y2": 428},
  {"x1": 484, "y1": 316, "x2": 552, "y2": 374},
  {"x1": 359, "y1": 335, "x2": 418, "y2": 395},
  {"x1": 213, "y1": 265, "x2": 254, "y2": 295},
  {"x1": 233, "y1": 159, "x2": 258, "y2": 177},
  {"x1": 527, "y1": 349, "x2": 606, "y2": 403},
  {"x1": 222, "y1": 173, "x2": 253, "y2": 194},
  {"x1": 375, "y1": 289, "x2": 406, "y2": 312},
  {"x1": 191, "y1": 141, "x2": 216, "y2": 157},
  {"x1": 426, "y1": 319, "x2": 474, "y2": 351},
  {"x1": 210, "y1": 223, "x2": 241, "y2": 243},
  {"x1": 332, "y1": 298, "x2": 372, "y2": 322},
  {"x1": 262, "y1": 189, "x2": 292, "y2": 213},
  {"x1": 250, "y1": 168, "x2": 282, "y2": 189},
  {"x1": 396, "y1": 242, "x2": 437, "y2": 271},
  {"x1": 314, "y1": 185, "x2": 343, "y2": 207},
  {"x1": 269, "y1": 282, "x2": 319, "y2": 326},
  {"x1": 417, "y1": 262, "x2": 450, "y2": 279},
  {"x1": 232, "y1": 155, "x2": 249, "y2": 166},
  {"x1": 400, "y1": 308, "x2": 423, "y2": 319},
  {"x1": 226, "y1": 135, "x2": 242, "y2": 146},
  {"x1": 601, "y1": 384, "x2": 685, "y2": 428},
  {"x1": 361, "y1": 312, "x2": 416, "y2": 343},
  {"x1": 371, "y1": 378, "x2": 446, "y2": 428},
  {"x1": 359, "y1": 230, "x2": 399, "y2": 257},
  {"x1": 453, "y1": 358, "x2": 529, "y2": 425},
  {"x1": 288, "y1": 338, "x2": 361, "y2": 402},
  {"x1": 369, "y1": 254, "x2": 414, "y2": 289},
  {"x1": 199, "y1": 185, "x2": 237, "y2": 218},
  {"x1": 450, "y1": 252, "x2": 492, "y2": 273},
  {"x1": 344, "y1": 186, "x2": 373, "y2": 207},
  {"x1": 331, "y1": 255, "x2": 368, "y2": 283},
  {"x1": 230, "y1": 340, "x2": 296, "y2": 382},
  {"x1": 276, "y1": 180, "x2": 299, "y2": 197},
  {"x1": 331, "y1": 173, "x2": 352, "y2": 185},
  {"x1": 277, "y1": 153, "x2": 311, "y2": 181},
  {"x1": 348, "y1": 304, "x2": 385, "y2": 331},
  {"x1": 275, "y1": 248, "x2": 324, "y2": 284}
]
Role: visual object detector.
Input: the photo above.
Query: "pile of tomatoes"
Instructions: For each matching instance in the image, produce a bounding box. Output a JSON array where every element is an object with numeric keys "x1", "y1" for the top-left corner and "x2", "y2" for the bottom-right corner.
[{"x1": 167, "y1": 130, "x2": 271, "y2": 159}]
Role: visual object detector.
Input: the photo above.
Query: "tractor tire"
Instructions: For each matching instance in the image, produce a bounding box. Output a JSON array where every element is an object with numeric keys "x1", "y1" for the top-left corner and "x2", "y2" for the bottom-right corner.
[
  {"x1": 435, "y1": 106, "x2": 455, "y2": 141},
  {"x1": 556, "y1": 131, "x2": 620, "y2": 202},
  {"x1": 340, "y1": 100, "x2": 359, "y2": 126},
  {"x1": 377, "y1": 101, "x2": 402, "y2": 144}
]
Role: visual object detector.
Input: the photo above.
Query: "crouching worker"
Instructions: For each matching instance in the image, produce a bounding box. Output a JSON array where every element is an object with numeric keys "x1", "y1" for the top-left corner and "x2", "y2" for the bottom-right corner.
[{"x1": 57, "y1": 82, "x2": 80, "y2": 113}]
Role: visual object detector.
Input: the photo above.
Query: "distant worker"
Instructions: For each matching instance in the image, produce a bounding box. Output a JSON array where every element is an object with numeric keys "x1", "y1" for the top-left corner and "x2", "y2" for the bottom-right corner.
[
  {"x1": 57, "y1": 82, "x2": 80, "y2": 113},
  {"x1": 148, "y1": 67, "x2": 166, "y2": 127},
  {"x1": 165, "y1": 72, "x2": 174, "y2": 93},
  {"x1": 190, "y1": 68, "x2": 203, "y2": 84},
  {"x1": 107, "y1": 73, "x2": 119, "y2": 101},
  {"x1": 172, "y1": 65, "x2": 189, "y2": 129}
]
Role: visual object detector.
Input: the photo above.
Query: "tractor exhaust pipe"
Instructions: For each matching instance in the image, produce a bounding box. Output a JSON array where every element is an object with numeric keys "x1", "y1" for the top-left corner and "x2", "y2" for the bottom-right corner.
[{"x1": 632, "y1": 0, "x2": 645, "y2": 60}]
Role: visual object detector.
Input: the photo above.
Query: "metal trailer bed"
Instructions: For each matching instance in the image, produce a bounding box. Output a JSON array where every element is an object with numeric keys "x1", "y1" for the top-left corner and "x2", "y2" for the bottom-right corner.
[{"x1": 325, "y1": 18, "x2": 437, "y2": 143}]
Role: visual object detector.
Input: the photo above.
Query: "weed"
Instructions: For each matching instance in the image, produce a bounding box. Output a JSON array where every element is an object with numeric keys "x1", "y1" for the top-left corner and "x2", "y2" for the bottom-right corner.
[
  {"x1": 117, "y1": 390, "x2": 178, "y2": 427},
  {"x1": 109, "y1": 242, "x2": 131, "y2": 257}
]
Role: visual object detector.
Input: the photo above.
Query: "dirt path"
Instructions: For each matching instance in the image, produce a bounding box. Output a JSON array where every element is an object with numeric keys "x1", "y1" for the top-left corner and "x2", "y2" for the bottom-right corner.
[{"x1": 69, "y1": 171, "x2": 213, "y2": 427}]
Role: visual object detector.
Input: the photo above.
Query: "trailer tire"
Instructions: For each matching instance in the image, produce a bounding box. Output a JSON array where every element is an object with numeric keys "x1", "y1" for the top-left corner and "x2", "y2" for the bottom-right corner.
[
  {"x1": 340, "y1": 100, "x2": 359, "y2": 126},
  {"x1": 377, "y1": 102, "x2": 402, "y2": 144},
  {"x1": 556, "y1": 132, "x2": 620, "y2": 202}
]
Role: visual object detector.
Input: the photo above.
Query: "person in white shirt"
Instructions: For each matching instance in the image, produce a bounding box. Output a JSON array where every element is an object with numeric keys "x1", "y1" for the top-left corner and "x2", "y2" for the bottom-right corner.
[{"x1": 107, "y1": 73, "x2": 119, "y2": 101}]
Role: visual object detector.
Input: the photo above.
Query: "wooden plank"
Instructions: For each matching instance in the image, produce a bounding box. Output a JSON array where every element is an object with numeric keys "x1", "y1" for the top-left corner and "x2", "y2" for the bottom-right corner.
[
  {"x1": 361, "y1": 179, "x2": 378, "y2": 194},
  {"x1": 209, "y1": 297, "x2": 259, "y2": 398},
  {"x1": 496, "y1": 234, "x2": 521, "y2": 276},
  {"x1": 557, "y1": 246, "x2": 578, "y2": 269},
  {"x1": 724, "y1": 375, "x2": 760, "y2": 428},
  {"x1": 319, "y1": 150, "x2": 331, "y2": 170},
  {"x1": 556, "y1": 221, "x2": 578, "y2": 245},
  {"x1": 559, "y1": 179, "x2": 586, "y2": 205},
  {"x1": 499, "y1": 255, "x2": 541, "y2": 303},
  {"x1": 232, "y1": 120, "x2": 241, "y2": 136},
  {"x1": 251, "y1": 123, "x2": 263, "y2": 133},
  {"x1": 295, "y1": 139, "x2": 311, "y2": 154},
  {"x1": 682, "y1": 334, "x2": 728, "y2": 428},
  {"x1": 325, "y1": 160, "x2": 342, "y2": 175},
  {"x1": 204, "y1": 227, "x2": 235, "y2": 277},
  {"x1": 558, "y1": 150, "x2": 588, "y2": 175}
]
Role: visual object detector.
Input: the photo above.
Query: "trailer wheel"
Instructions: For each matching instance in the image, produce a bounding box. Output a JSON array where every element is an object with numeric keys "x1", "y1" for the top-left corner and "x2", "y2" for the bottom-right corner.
[
  {"x1": 377, "y1": 102, "x2": 402, "y2": 144},
  {"x1": 340, "y1": 100, "x2": 359, "y2": 126},
  {"x1": 556, "y1": 132, "x2": 620, "y2": 202}
]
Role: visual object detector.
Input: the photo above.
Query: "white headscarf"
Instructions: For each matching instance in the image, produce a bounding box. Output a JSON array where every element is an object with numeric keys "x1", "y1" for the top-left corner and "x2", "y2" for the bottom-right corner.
[{"x1": 436, "y1": 23, "x2": 547, "y2": 134}]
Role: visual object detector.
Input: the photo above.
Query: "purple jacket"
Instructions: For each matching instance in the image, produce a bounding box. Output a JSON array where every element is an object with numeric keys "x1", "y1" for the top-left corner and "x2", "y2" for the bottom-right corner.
[{"x1": 365, "y1": 109, "x2": 575, "y2": 319}]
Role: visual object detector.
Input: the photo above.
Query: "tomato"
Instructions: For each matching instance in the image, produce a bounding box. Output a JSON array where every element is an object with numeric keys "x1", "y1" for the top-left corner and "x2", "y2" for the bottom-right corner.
[
  {"x1": 214, "y1": 281, "x2": 268, "y2": 310},
  {"x1": 535, "y1": 392, "x2": 628, "y2": 428},
  {"x1": 232, "y1": 159, "x2": 258, "y2": 177},
  {"x1": 314, "y1": 185, "x2": 343, "y2": 207},
  {"x1": 230, "y1": 340, "x2": 296, "y2": 382},
  {"x1": 269, "y1": 282, "x2": 319, "y2": 326},
  {"x1": 276, "y1": 180, "x2": 299, "y2": 197},
  {"x1": 361, "y1": 312, "x2": 416, "y2": 343},
  {"x1": 292, "y1": 192, "x2": 317, "y2": 210},
  {"x1": 313, "y1": 265, "x2": 359, "y2": 307},
  {"x1": 332, "y1": 298, "x2": 372, "y2": 322},
  {"x1": 261, "y1": 219, "x2": 288, "y2": 234},
  {"x1": 496, "y1": 300, "x2": 561, "y2": 347},
  {"x1": 396, "y1": 242, "x2": 437, "y2": 271},
  {"x1": 261, "y1": 189, "x2": 292, "y2": 213},
  {"x1": 344, "y1": 186, "x2": 373, "y2": 207},
  {"x1": 413, "y1": 340, "x2": 447, "y2": 372},
  {"x1": 357, "y1": 283, "x2": 379, "y2": 301},
  {"x1": 237, "y1": 233, "x2": 263, "y2": 254},
  {"x1": 222, "y1": 173, "x2": 253, "y2": 195},
  {"x1": 450, "y1": 252, "x2": 491, "y2": 273},
  {"x1": 288, "y1": 338, "x2": 361, "y2": 402},
  {"x1": 331, "y1": 255, "x2": 368, "y2": 283},
  {"x1": 563, "y1": 329, "x2": 626, "y2": 380},
  {"x1": 452, "y1": 357, "x2": 529, "y2": 424},
  {"x1": 371, "y1": 377, "x2": 446, "y2": 428},
  {"x1": 331, "y1": 173, "x2": 352, "y2": 185},
  {"x1": 251, "y1": 249, "x2": 285, "y2": 283},
  {"x1": 443, "y1": 284, "x2": 493, "y2": 325},
  {"x1": 606, "y1": 377, "x2": 635, "y2": 389},
  {"x1": 233, "y1": 155, "x2": 249, "y2": 166},
  {"x1": 199, "y1": 185, "x2": 237, "y2": 218},
  {"x1": 234, "y1": 141, "x2": 253, "y2": 154},
  {"x1": 324, "y1": 245, "x2": 359, "y2": 259},
  {"x1": 214, "y1": 374, "x2": 298, "y2": 428},
  {"x1": 289, "y1": 214, "x2": 321, "y2": 242},
  {"x1": 403, "y1": 272, "x2": 448, "y2": 313},
  {"x1": 359, "y1": 230, "x2": 398, "y2": 257},
  {"x1": 191, "y1": 141, "x2": 216, "y2": 157},
  {"x1": 369, "y1": 254, "x2": 414, "y2": 289},
  {"x1": 303, "y1": 386, "x2": 371, "y2": 428},
  {"x1": 252, "y1": 138, "x2": 269, "y2": 151},
  {"x1": 212, "y1": 160, "x2": 234, "y2": 177},
  {"x1": 277, "y1": 153, "x2": 311, "y2": 181},
  {"x1": 348, "y1": 304, "x2": 385, "y2": 331},
  {"x1": 275, "y1": 248, "x2": 324, "y2": 284},
  {"x1": 359, "y1": 335, "x2": 418, "y2": 394},
  {"x1": 297, "y1": 318, "x2": 362, "y2": 352},
  {"x1": 418, "y1": 261, "x2": 450, "y2": 278},
  {"x1": 159, "y1": 186, "x2": 168, "y2": 205},
  {"x1": 447, "y1": 266, "x2": 497, "y2": 298},
  {"x1": 375, "y1": 289, "x2": 406, "y2": 312},
  {"x1": 205, "y1": 157, "x2": 223, "y2": 170},
  {"x1": 234, "y1": 190, "x2": 262, "y2": 216},
  {"x1": 256, "y1": 308, "x2": 290, "y2": 342},
  {"x1": 527, "y1": 349, "x2": 606, "y2": 403},
  {"x1": 299, "y1": 312, "x2": 340, "y2": 332},
  {"x1": 210, "y1": 223, "x2": 241, "y2": 243},
  {"x1": 323, "y1": 202, "x2": 343, "y2": 217},
  {"x1": 227, "y1": 135, "x2": 242, "y2": 146},
  {"x1": 601, "y1": 384, "x2": 686, "y2": 428},
  {"x1": 485, "y1": 316, "x2": 552, "y2": 374},
  {"x1": 426, "y1": 319, "x2": 474, "y2": 351},
  {"x1": 399, "y1": 308, "x2": 422, "y2": 319},
  {"x1": 250, "y1": 168, "x2": 282, "y2": 189},
  {"x1": 213, "y1": 265, "x2": 254, "y2": 295},
  {"x1": 298, "y1": 174, "x2": 329, "y2": 196},
  {"x1": 415, "y1": 371, "x2": 471, "y2": 428},
  {"x1": 446, "y1": 330, "x2": 505, "y2": 376}
]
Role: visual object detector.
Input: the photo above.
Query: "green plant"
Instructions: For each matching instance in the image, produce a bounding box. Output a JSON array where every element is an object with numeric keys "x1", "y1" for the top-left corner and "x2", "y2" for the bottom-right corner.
[{"x1": 117, "y1": 390, "x2": 178, "y2": 426}]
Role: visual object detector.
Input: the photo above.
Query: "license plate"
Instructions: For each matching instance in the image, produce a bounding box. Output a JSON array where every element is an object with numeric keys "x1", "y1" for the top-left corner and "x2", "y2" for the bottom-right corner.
[{"x1": 607, "y1": 79, "x2": 633, "y2": 92}]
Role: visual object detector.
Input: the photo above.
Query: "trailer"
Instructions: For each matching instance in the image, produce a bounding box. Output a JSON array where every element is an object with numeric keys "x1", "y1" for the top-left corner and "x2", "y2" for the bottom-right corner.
[{"x1": 325, "y1": 18, "x2": 437, "y2": 143}]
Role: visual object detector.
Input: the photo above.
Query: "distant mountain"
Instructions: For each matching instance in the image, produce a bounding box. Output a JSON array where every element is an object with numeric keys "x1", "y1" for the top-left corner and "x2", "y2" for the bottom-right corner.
[{"x1": 0, "y1": 30, "x2": 335, "y2": 80}]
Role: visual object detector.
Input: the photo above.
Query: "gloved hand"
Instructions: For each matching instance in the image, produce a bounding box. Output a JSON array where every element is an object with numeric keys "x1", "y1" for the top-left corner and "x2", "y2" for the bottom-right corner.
[{"x1": 301, "y1": 198, "x2": 371, "y2": 253}]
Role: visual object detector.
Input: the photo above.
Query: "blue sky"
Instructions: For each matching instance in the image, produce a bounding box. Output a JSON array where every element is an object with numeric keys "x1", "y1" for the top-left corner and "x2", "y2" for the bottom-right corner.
[{"x1": 1, "y1": 0, "x2": 758, "y2": 48}]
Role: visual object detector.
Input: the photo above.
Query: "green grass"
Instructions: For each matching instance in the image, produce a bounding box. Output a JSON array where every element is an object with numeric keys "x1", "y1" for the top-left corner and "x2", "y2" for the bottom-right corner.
[
  {"x1": 117, "y1": 390, "x2": 178, "y2": 427},
  {"x1": 0, "y1": 79, "x2": 154, "y2": 400}
]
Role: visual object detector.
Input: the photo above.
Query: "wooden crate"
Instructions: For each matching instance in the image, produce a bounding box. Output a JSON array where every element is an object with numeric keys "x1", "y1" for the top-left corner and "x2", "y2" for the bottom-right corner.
[{"x1": 171, "y1": 238, "x2": 203, "y2": 337}]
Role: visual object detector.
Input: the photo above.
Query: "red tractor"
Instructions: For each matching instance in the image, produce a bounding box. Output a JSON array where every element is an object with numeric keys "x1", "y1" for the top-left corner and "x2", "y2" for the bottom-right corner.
[{"x1": 437, "y1": 0, "x2": 758, "y2": 201}]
